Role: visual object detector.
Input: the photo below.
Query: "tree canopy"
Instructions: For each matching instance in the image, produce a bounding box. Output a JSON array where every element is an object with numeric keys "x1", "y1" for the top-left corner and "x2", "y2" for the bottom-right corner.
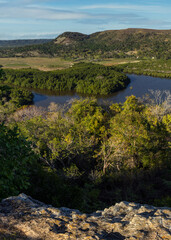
[{"x1": 0, "y1": 63, "x2": 129, "y2": 95}]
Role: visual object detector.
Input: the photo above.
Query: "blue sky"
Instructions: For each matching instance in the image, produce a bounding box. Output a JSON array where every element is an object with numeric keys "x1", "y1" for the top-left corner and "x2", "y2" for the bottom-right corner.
[{"x1": 0, "y1": 0, "x2": 170, "y2": 39}]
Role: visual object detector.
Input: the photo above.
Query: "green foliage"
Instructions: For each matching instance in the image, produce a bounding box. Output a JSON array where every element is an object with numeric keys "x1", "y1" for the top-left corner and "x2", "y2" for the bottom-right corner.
[
  {"x1": 9, "y1": 88, "x2": 33, "y2": 107},
  {"x1": 106, "y1": 96, "x2": 169, "y2": 171},
  {"x1": 2, "y1": 95, "x2": 171, "y2": 211},
  {"x1": 119, "y1": 59, "x2": 171, "y2": 78},
  {"x1": 0, "y1": 63, "x2": 129, "y2": 95},
  {"x1": 27, "y1": 165, "x2": 102, "y2": 212},
  {"x1": 0, "y1": 85, "x2": 11, "y2": 104},
  {"x1": 0, "y1": 68, "x2": 2, "y2": 77},
  {"x1": 0, "y1": 85, "x2": 33, "y2": 107},
  {"x1": 0, "y1": 29, "x2": 170, "y2": 59},
  {"x1": 98, "y1": 168, "x2": 171, "y2": 207},
  {"x1": 16, "y1": 101, "x2": 103, "y2": 172},
  {"x1": 68, "y1": 98, "x2": 107, "y2": 136},
  {"x1": 0, "y1": 124, "x2": 36, "y2": 199}
]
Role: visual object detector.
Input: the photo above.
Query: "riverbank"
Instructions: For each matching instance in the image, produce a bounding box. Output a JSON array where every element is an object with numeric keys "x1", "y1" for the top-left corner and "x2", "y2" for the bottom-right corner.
[{"x1": 32, "y1": 74, "x2": 171, "y2": 107}]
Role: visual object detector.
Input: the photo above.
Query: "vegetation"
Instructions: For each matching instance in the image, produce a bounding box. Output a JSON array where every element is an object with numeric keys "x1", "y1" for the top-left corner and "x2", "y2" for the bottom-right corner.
[
  {"x1": 0, "y1": 124, "x2": 37, "y2": 199},
  {"x1": 0, "y1": 57, "x2": 73, "y2": 70},
  {"x1": 0, "y1": 63, "x2": 130, "y2": 95},
  {"x1": 0, "y1": 76, "x2": 33, "y2": 120},
  {"x1": 1, "y1": 92, "x2": 170, "y2": 212},
  {"x1": 0, "y1": 56, "x2": 170, "y2": 212},
  {"x1": 0, "y1": 85, "x2": 33, "y2": 107},
  {"x1": 0, "y1": 29, "x2": 170, "y2": 213},
  {"x1": 0, "y1": 58, "x2": 170, "y2": 80},
  {"x1": 0, "y1": 29, "x2": 170, "y2": 59},
  {"x1": 117, "y1": 59, "x2": 171, "y2": 78}
]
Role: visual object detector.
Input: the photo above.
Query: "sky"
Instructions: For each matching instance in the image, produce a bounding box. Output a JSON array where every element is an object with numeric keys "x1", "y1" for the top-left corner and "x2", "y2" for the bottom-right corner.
[{"x1": 0, "y1": 0, "x2": 170, "y2": 40}]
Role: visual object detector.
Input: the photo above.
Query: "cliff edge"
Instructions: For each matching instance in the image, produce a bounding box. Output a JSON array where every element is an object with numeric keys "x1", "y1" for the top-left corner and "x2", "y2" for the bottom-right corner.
[{"x1": 0, "y1": 194, "x2": 170, "y2": 239}]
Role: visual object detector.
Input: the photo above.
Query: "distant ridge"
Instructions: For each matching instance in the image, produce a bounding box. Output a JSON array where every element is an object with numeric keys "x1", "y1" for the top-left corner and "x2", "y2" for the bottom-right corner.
[
  {"x1": 0, "y1": 39, "x2": 52, "y2": 48},
  {"x1": 0, "y1": 28, "x2": 170, "y2": 59},
  {"x1": 54, "y1": 28, "x2": 171, "y2": 45}
]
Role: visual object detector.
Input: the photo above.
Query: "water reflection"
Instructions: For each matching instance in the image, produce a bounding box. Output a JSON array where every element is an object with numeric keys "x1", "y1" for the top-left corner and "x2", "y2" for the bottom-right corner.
[{"x1": 33, "y1": 74, "x2": 171, "y2": 107}]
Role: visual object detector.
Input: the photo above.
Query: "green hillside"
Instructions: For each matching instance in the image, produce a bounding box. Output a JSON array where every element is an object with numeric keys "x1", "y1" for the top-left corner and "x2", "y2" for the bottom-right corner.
[{"x1": 0, "y1": 28, "x2": 170, "y2": 59}]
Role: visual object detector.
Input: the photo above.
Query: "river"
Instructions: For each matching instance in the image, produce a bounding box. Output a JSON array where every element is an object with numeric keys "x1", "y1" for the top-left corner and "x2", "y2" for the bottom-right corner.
[{"x1": 33, "y1": 74, "x2": 171, "y2": 107}]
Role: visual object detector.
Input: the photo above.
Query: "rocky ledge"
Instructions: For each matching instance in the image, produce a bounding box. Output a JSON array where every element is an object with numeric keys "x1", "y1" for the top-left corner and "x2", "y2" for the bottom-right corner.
[{"x1": 0, "y1": 194, "x2": 170, "y2": 240}]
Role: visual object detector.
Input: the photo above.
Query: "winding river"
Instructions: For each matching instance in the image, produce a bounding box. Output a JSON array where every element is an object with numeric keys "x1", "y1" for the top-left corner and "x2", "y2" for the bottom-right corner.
[{"x1": 33, "y1": 74, "x2": 171, "y2": 107}]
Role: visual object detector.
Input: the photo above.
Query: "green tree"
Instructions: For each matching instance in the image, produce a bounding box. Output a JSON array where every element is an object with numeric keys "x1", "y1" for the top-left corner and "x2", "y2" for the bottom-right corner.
[
  {"x1": 0, "y1": 124, "x2": 36, "y2": 199},
  {"x1": 99, "y1": 96, "x2": 169, "y2": 173}
]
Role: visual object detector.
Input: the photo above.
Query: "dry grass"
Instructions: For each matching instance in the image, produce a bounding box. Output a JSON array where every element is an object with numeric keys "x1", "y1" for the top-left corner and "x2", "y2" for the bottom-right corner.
[
  {"x1": 97, "y1": 58, "x2": 140, "y2": 66},
  {"x1": 0, "y1": 57, "x2": 140, "y2": 71},
  {"x1": 0, "y1": 57, "x2": 73, "y2": 71}
]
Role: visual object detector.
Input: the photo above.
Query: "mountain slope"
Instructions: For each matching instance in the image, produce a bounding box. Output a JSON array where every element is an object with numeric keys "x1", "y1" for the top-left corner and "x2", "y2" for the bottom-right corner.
[{"x1": 0, "y1": 28, "x2": 170, "y2": 59}]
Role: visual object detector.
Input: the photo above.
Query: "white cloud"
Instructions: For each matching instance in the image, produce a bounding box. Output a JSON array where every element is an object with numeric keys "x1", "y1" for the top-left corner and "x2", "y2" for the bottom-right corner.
[
  {"x1": 15, "y1": 31, "x2": 59, "y2": 39},
  {"x1": 80, "y1": 4, "x2": 171, "y2": 14},
  {"x1": 0, "y1": 7, "x2": 88, "y2": 20},
  {"x1": 80, "y1": 4, "x2": 138, "y2": 10},
  {"x1": 0, "y1": 31, "x2": 60, "y2": 40}
]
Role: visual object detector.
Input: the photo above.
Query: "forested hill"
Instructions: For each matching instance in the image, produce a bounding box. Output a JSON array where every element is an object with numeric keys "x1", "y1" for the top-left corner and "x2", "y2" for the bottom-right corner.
[
  {"x1": 0, "y1": 28, "x2": 170, "y2": 59},
  {"x1": 55, "y1": 28, "x2": 171, "y2": 46}
]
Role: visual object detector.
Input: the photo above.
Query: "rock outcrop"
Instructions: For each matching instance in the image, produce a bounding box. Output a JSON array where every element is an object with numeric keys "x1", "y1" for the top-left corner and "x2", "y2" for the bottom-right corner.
[{"x1": 0, "y1": 194, "x2": 170, "y2": 239}]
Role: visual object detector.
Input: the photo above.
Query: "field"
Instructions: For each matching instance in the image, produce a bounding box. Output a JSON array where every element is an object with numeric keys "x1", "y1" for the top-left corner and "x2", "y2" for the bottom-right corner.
[
  {"x1": 96, "y1": 58, "x2": 140, "y2": 66},
  {"x1": 0, "y1": 57, "x2": 139, "y2": 71},
  {"x1": 0, "y1": 57, "x2": 73, "y2": 71},
  {"x1": 0, "y1": 57, "x2": 170, "y2": 78}
]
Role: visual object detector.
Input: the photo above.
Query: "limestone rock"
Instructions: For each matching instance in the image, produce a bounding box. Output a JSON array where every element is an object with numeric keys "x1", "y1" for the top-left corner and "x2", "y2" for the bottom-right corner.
[{"x1": 0, "y1": 194, "x2": 170, "y2": 239}]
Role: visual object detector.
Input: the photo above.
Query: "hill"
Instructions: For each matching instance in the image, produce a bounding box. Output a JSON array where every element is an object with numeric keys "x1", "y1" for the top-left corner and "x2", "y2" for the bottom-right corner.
[{"x1": 0, "y1": 28, "x2": 170, "y2": 59}]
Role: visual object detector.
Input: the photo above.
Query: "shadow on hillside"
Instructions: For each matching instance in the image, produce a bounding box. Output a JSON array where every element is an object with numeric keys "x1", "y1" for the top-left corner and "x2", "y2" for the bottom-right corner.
[{"x1": 0, "y1": 223, "x2": 41, "y2": 240}]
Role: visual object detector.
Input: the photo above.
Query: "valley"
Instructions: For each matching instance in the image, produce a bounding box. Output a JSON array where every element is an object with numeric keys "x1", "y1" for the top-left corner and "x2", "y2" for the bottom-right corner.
[{"x1": 0, "y1": 28, "x2": 170, "y2": 218}]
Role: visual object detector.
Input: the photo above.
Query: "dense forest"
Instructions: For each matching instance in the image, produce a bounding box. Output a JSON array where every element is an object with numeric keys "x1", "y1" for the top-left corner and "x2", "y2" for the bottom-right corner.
[
  {"x1": 0, "y1": 63, "x2": 130, "y2": 95},
  {"x1": 0, "y1": 28, "x2": 170, "y2": 59},
  {"x1": 0, "y1": 90, "x2": 170, "y2": 212}
]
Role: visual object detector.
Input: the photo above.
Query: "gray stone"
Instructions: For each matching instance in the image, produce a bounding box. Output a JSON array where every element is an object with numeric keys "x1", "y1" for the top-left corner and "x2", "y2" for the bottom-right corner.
[{"x1": 0, "y1": 193, "x2": 170, "y2": 239}]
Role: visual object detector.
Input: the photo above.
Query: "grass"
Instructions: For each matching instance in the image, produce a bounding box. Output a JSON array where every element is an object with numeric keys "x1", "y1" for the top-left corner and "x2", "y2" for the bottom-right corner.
[
  {"x1": 0, "y1": 57, "x2": 170, "y2": 78},
  {"x1": 97, "y1": 58, "x2": 140, "y2": 66},
  {"x1": 0, "y1": 57, "x2": 73, "y2": 71},
  {"x1": 0, "y1": 57, "x2": 139, "y2": 71}
]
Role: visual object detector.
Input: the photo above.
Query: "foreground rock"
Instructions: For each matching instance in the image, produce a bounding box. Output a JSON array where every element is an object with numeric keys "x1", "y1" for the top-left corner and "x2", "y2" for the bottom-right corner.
[{"x1": 0, "y1": 194, "x2": 170, "y2": 239}]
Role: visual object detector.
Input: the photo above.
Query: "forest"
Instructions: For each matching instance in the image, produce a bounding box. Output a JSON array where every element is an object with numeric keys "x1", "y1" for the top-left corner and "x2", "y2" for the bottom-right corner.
[
  {"x1": 0, "y1": 85, "x2": 170, "y2": 212},
  {"x1": 0, "y1": 63, "x2": 130, "y2": 95}
]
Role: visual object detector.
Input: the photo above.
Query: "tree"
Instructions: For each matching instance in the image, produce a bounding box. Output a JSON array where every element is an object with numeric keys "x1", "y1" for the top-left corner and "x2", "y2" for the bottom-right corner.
[
  {"x1": 99, "y1": 96, "x2": 169, "y2": 172},
  {"x1": 68, "y1": 98, "x2": 106, "y2": 137},
  {"x1": 0, "y1": 124, "x2": 36, "y2": 199}
]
